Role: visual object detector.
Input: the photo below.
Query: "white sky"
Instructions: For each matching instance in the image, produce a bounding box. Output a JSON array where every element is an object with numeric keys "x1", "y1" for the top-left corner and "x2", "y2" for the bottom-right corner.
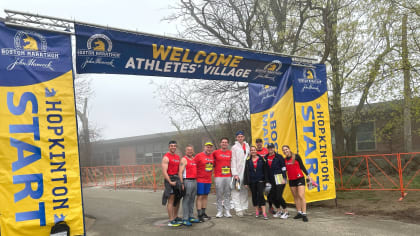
[{"x1": 0, "y1": 0, "x2": 182, "y2": 140}]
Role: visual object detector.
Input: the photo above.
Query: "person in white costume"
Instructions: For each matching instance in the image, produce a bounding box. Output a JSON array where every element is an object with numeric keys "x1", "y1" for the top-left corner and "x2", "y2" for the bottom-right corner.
[{"x1": 230, "y1": 131, "x2": 250, "y2": 217}]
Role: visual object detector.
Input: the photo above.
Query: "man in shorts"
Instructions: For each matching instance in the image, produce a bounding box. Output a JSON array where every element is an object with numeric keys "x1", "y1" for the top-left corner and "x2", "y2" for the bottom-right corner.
[
  {"x1": 161, "y1": 140, "x2": 182, "y2": 227},
  {"x1": 195, "y1": 142, "x2": 215, "y2": 222}
]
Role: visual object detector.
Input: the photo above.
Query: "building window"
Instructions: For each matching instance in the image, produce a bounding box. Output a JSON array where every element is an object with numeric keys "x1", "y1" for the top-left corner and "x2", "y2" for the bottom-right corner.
[{"x1": 356, "y1": 121, "x2": 376, "y2": 151}]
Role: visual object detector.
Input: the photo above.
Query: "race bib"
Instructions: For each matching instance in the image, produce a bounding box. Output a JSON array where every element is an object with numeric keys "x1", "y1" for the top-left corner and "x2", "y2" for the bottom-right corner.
[
  {"x1": 205, "y1": 162, "x2": 213, "y2": 172},
  {"x1": 221, "y1": 166, "x2": 230, "y2": 175}
]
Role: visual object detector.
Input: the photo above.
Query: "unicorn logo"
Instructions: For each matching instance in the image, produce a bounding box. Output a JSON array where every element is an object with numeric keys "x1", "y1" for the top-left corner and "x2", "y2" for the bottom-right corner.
[
  {"x1": 93, "y1": 40, "x2": 106, "y2": 51},
  {"x1": 23, "y1": 35, "x2": 39, "y2": 51}
]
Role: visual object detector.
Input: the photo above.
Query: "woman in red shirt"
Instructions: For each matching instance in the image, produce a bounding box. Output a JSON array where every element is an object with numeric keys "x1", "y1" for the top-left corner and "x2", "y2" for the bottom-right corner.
[{"x1": 282, "y1": 145, "x2": 314, "y2": 222}]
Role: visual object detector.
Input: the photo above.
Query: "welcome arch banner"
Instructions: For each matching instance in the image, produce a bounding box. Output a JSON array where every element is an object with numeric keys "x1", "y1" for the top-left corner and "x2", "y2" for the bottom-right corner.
[{"x1": 75, "y1": 23, "x2": 336, "y2": 202}]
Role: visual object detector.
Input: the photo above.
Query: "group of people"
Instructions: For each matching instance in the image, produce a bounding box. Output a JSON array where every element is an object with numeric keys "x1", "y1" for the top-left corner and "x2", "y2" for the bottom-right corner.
[{"x1": 161, "y1": 131, "x2": 313, "y2": 227}]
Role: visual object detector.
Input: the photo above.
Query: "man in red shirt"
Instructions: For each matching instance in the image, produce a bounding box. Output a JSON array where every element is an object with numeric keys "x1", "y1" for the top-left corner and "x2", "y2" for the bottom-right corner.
[
  {"x1": 256, "y1": 138, "x2": 268, "y2": 156},
  {"x1": 213, "y1": 137, "x2": 233, "y2": 218},
  {"x1": 195, "y1": 142, "x2": 214, "y2": 222},
  {"x1": 161, "y1": 140, "x2": 182, "y2": 227},
  {"x1": 178, "y1": 145, "x2": 200, "y2": 226}
]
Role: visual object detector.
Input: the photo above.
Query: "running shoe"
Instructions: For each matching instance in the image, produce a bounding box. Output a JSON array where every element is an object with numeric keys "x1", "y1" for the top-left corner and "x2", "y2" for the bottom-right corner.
[
  {"x1": 255, "y1": 212, "x2": 259, "y2": 218},
  {"x1": 280, "y1": 212, "x2": 289, "y2": 219},
  {"x1": 269, "y1": 207, "x2": 276, "y2": 215},
  {"x1": 302, "y1": 215, "x2": 308, "y2": 222},
  {"x1": 203, "y1": 213, "x2": 211, "y2": 220},
  {"x1": 263, "y1": 214, "x2": 268, "y2": 220},
  {"x1": 224, "y1": 210, "x2": 232, "y2": 218},
  {"x1": 198, "y1": 214, "x2": 205, "y2": 222},
  {"x1": 168, "y1": 220, "x2": 181, "y2": 227},
  {"x1": 236, "y1": 210, "x2": 244, "y2": 217},
  {"x1": 182, "y1": 220, "x2": 192, "y2": 226},
  {"x1": 293, "y1": 213, "x2": 303, "y2": 219},
  {"x1": 189, "y1": 217, "x2": 200, "y2": 223},
  {"x1": 175, "y1": 217, "x2": 183, "y2": 224},
  {"x1": 216, "y1": 211, "x2": 223, "y2": 218},
  {"x1": 273, "y1": 211, "x2": 282, "y2": 218}
]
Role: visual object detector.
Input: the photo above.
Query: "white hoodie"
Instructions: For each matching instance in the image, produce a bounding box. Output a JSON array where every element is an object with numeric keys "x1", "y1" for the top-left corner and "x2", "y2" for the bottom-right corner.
[{"x1": 230, "y1": 141, "x2": 250, "y2": 184}]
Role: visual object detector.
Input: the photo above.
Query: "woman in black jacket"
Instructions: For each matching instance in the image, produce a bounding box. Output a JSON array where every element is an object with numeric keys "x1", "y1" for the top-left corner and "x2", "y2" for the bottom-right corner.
[
  {"x1": 265, "y1": 143, "x2": 289, "y2": 219},
  {"x1": 243, "y1": 146, "x2": 270, "y2": 220}
]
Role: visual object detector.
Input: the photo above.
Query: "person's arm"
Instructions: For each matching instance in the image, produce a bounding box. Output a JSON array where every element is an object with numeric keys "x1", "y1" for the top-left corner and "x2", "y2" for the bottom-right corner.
[
  {"x1": 231, "y1": 146, "x2": 239, "y2": 179},
  {"x1": 161, "y1": 156, "x2": 175, "y2": 186},
  {"x1": 278, "y1": 154, "x2": 287, "y2": 184},
  {"x1": 295, "y1": 154, "x2": 309, "y2": 176},
  {"x1": 178, "y1": 158, "x2": 187, "y2": 183},
  {"x1": 262, "y1": 157, "x2": 269, "y2": 183},
  {"x1": 243, "y1": 159, "x2": 249, "y2": 186}
]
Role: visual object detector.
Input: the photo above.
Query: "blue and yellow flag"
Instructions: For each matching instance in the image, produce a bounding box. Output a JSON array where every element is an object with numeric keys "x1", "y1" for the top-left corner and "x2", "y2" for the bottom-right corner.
[
  {"x1": 292, "y1": 64, "x2": 336, "y2": 202},
  {"x1": 249, "y1": 64, "x2": 336, "y2": 203},
  {"x1": 0, "y1": 22, "x2": 85, "y2": 235}
]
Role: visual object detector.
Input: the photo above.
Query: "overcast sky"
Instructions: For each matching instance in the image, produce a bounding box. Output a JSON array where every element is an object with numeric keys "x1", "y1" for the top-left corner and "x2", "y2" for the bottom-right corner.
[{"x1": 0, "y1": 0, "x2": 182, "y2": 140}]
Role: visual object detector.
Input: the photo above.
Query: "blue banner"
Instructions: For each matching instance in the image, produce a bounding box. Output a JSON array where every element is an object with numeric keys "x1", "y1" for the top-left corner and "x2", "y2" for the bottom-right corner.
[{"x1": 75, "y1": 24, "x2": 292, "y2": 86}]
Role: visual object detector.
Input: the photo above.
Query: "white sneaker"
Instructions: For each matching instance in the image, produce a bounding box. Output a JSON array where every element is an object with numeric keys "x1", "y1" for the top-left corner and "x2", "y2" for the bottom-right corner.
[
  {"x1": 216, "y1": 211, "x2": 223, "y2": 218},
  {"x1": 280, "y1": 212, "x2": 289, "y2": 219},
  {"x1": 273, "y1": 211, "x2": 283, "y2": 218},
  {"x1": 224, "y1": 210, "x2": 232, "y2": 218},
  {"x1": 236, "y1": 210, "x2": 244, "y2": 217}
]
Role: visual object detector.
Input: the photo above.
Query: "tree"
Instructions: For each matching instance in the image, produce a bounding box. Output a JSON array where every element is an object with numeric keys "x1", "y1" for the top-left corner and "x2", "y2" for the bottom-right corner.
[
  {"x1": 164, "y1": 0, "x2": 420, "y2": 155},
  {"x1": 75, "y1": 76, "x2": 101, "y2": 166}
]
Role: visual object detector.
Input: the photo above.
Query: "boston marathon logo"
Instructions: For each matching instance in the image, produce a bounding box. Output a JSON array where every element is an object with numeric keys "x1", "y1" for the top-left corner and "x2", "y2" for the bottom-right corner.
[
  {"x1": 1, "y1": 31, "x2": 59, "y2": 71},
  {"x1": 254, "y1": 60, "x2": 283, "y2": 81},
  {"x1": 297, "y1": 68, "x2": 322, "y2": 92},
  {"x1": 77, "y1": 34, "x2": 121, "y2": 68}
]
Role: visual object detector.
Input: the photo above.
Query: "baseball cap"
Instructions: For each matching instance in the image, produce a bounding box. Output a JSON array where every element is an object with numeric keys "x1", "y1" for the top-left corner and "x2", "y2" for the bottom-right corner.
[
  {"x1": 267, "y1": 143, "x2": 275, "y2": 149},
  {"x1": 204, "y1": 142, "x2": 214, "y2": 146},
  {"x1": 236, "y1": 131, "x2": 244, "y2": 136}
]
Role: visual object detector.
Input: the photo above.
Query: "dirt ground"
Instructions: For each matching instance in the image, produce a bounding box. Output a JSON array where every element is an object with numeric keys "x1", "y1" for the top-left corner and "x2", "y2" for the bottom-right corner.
[{"x1": 310, "y1": 190, "x2": 420, "y2": 224}]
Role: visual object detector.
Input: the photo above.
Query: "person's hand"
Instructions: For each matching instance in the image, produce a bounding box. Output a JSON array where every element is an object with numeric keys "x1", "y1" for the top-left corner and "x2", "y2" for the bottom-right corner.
[
  {"x1": 234, "y1": 175, "x2": 239, "y2": 180},
  {"x1": 181, "y1": 184, "x2": 185, "y2": 191},
  {"x1": 169, "y1": 181, "x2": 176, "y2": 186},
  {"x1": 281, "y1": 179, "x2": 286, "y2": 184}
]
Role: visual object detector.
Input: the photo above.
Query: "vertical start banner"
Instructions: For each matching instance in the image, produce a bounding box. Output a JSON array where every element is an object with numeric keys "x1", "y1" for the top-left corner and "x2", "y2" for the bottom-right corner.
[
  {"x1": 292, "y1": 64, "x2": 336, "y2": 202},
  {"x1": 0, "y1": 22, "x2": 85, "y2": 235},
  {"x1": 250, "y1": 64, "x2": 336, "y2": 203}
]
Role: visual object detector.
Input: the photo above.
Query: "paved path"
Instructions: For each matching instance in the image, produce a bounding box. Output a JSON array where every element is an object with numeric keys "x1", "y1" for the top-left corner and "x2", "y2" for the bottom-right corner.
[{"x1": 83, "y1": 187, "x2": 420, "y2": 236}]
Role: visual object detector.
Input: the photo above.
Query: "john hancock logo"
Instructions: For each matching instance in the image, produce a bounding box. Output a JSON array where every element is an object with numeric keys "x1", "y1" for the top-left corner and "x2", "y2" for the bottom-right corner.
[
  {"x1": 77, "y1": 34, "x2": 121, "y2": 68},
  {"x1": 254, "y1": 60, "x2": 283, "y2": 81},
  {"x1": 1, "y1": 31, "x2": 59, "y2": 71},
  {"x1": 297, "y1": 68, "x2": 322, "y2": 92},
  {"x1": 258, "y1": 84, "x2": 277, "y2": 104}
]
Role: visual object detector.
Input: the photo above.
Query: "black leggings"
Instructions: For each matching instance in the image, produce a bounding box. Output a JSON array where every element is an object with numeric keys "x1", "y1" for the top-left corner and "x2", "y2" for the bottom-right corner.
[
  {"x1": 250, "y1": 182, "x2": 266, "y2": 207},
  {"x1": 269, "y1": 184, "x2": 286, "y2": 209}
]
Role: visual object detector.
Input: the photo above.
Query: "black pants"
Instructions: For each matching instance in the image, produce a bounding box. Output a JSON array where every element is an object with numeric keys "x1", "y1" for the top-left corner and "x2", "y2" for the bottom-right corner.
[
  {"x1": 270, "y1": 184, "x2": 286, "y2": 209},
  {"x1": 250, "y1": 182, "x2": 266, "y2": 207}
]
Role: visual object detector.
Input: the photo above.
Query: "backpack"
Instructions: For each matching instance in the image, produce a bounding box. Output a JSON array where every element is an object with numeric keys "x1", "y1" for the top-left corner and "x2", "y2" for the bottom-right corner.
[{"x1": 50, "y1": 221, "x2": 70, "y2": 236}]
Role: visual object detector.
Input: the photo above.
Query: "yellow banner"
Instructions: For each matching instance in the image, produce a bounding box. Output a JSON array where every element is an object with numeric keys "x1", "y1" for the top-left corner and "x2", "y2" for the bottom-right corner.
[
  {"x1": 250, "y1": 87, "x2": 298, "y2": 203},
  {"x1": 294, "y1": 93, "x2": 336, "y2": 202},
  {"x1": 0, "y1": 71, "x2": 85, "y2": 235}
]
